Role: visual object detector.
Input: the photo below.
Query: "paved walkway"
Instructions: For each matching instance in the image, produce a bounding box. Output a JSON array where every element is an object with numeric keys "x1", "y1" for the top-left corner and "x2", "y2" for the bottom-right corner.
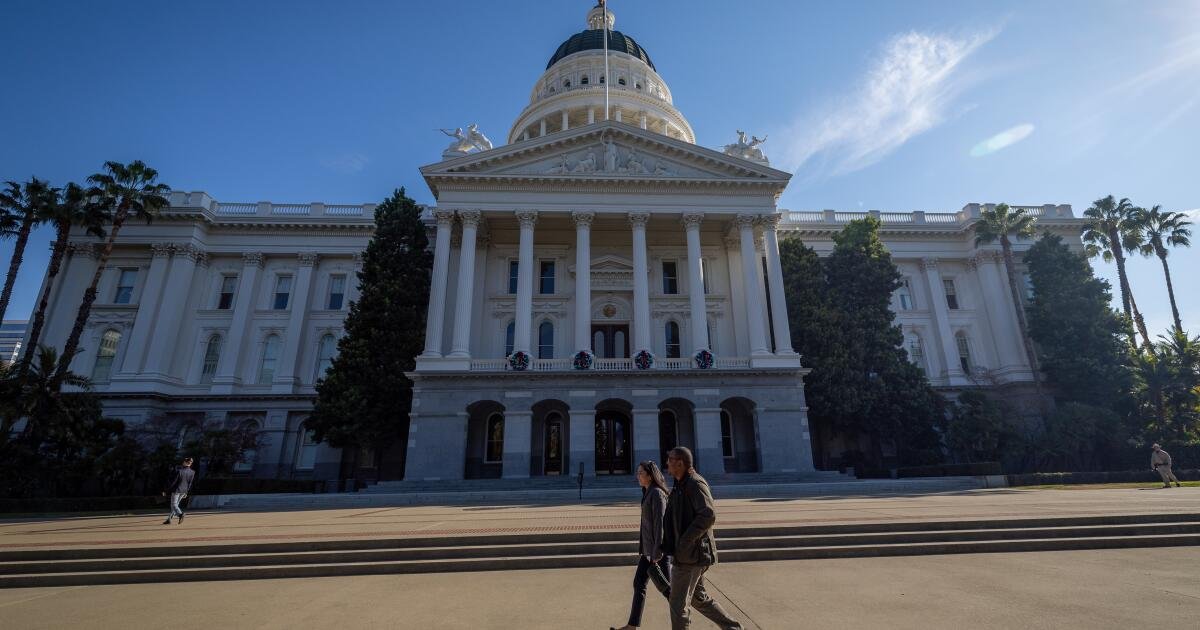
[
  {"x1": 2, "y1": 548, "x2": 1197, "y2": 629},
  {"x1": 3, "y1": 486, "x2": 1198, "y2": 551}
]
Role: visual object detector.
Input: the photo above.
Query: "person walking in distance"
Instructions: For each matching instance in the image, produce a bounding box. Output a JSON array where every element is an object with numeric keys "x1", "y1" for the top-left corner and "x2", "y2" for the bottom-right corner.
[
  {"x1": 162, "y1": 457, "x2": 196, "y2": 524},
  {"x1": 1151, "y1": 444, "x2": 1182, "y2": 488},
  {"x1": 611, "y1": 460, "x2": 673, "y2": 630},
  {"x1": 662, "y1": 447, "x2": 743, "y2": 630}
]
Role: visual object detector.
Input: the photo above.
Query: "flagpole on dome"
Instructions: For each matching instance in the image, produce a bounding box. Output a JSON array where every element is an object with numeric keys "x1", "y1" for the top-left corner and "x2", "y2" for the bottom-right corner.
[{"x1": 601, "y1": 0, "x2": 610, "y2": 121}]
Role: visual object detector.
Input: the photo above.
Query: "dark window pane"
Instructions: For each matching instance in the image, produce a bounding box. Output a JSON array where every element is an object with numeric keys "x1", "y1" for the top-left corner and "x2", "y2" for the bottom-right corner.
[
  {"x1": 539, "y1": 261, "x2": 555, "y2": 294},
  {"x1": 662, "y1": 261, "x2": 678, "y2": 294},
  {"x1": 508, "y1": 261, "x2": 519, "y2": 294}
]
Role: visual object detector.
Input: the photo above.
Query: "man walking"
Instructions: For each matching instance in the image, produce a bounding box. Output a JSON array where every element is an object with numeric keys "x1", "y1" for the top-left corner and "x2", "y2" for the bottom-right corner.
[
  {"x1": 1151, "y1": 444, "x2": 1182, "y2": 488},
  {"x1": 662, "y1": 446, "x2": 743, "y2": 630},
  {"x1": 162, "y1": 457, "x2": 196, "y2": 524}
]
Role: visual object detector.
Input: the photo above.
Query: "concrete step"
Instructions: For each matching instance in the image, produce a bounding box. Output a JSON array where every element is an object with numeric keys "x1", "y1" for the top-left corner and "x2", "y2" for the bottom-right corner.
[
  {"x1": 363, "y1": 471, "x2": 850, "y2": 494},
  {"x1": 3, "y1": 513, "x2": 1198, "y2": 587}
]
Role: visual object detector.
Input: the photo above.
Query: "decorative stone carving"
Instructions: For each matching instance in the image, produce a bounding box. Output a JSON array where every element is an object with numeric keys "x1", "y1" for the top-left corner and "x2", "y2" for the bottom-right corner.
[
  {"x1": 194, "y1": 251, "x2": 210, "y2": 267},
  {"x1": 174, "y1": 243, "x2": 203, "y2": 261},
  {"x1": 516, "y1": 210, "x2": 539, "y2": 228},
  {"x1": 297, "y1": 252, "x2": 320, "y2": 267},
  {"x1": 151, "y1": 243, "x2": 174, "y2": 258},
  {"x1": 919, "y1": 257, "x2": 939, "y2": 271},
  {"x1": 602, "y1": 137, "x2": 619, "y2": 172},
  {"x1": 733, "y1": 214, "x2": 758, "y2": 229},
  {"x1": 67, "y1": 241, "x2": 100, "y2": 259},
  {"x1": 242, "y1": 252, "x2": 264, "y2": 267},
  {"x1": 722, "y1": 130, "x2": 769, "y2": 164},
  {"x1": 628, "y1": 212, "x2": 650, "y2": 228},
  {"x1": 571, "y1": 211, "x2": 595, "y2": 228},
  {"x1": 457, "y1": 209, "x2": 483, "y2": 228},
  {"x1": 756, "y1": 214, "x2": 781, "y2": 231},
  {"x1": 439, "y1": 123, "x2": 493, "y2": 158},
  {"x1": 433, "y1": 209, "x2": 456, "y2": 226},
  {"x1": 681, "y1": 213, "x2": 704, "y2": 229}
]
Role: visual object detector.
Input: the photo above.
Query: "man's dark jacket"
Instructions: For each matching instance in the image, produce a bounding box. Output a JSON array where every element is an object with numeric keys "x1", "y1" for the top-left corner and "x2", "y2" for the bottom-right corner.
[
  {"x1": 165, "y1": 466, "x2": 196, "y2": 495},
  {"x1": 662, "y1": 471, "x2": 718, "y2": 566}
]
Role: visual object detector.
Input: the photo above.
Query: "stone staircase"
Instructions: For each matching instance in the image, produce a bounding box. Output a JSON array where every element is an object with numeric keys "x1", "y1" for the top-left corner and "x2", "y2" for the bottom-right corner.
[{"x1": 4, "y1": 512, "x2": 1198, "y2": 588}]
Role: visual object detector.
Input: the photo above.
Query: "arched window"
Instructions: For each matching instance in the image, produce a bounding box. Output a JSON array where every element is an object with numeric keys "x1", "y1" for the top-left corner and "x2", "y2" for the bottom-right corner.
[
  {"x1": 485, "y1": 413, "x2": 504, "y2": 463},
  {"x1": 896, "y1": 278, "x2": 913, "y2": 311},
  {"x1": 720, "y1": 410, "x2": 735, "y2": 458},
  {"x1": 504, "y1": 321, "x2": 515, "y2": 357},
  {"x1": 618, "y1": 77, "x2": 627, "y2": 86},
  {"x1": 956, "y1": 332, "x2": 973, "y2": 374},
  {"x1": 258, "y1": 335, "x2": 281, "y2": 384},
  {"x1": 599, "y1": 75, "x2": 605, "y2": 84},
  {"x1": 200, "y1": 334, "x2": 222, "y2": 383},
  {"x1": 613, "y1": 329, "x2": 626, "y2": 358},
  {"x1": 92, "y1": 329, "x2": 120, "y2": 382},
  {"x1": 563, "y1": 79, "x2": 571, "y2": 88},
  {"x1": 538, "y1": 321, "x2": 554, "y2": 359},
  {"x1": 906, "y1": 334, "x2": 926, "y2": 371},
  {"x1": 581, "y1": 75, "x2": 589, "y2": 85},
  {"x1": 315, "y1": 334, "x2": 336, "y2": 381},
  {"x1": 233, "y1": 419, "x2": 260, "y2": 473},
  {"x1": 665, "y1": 321, "x2": 681, "y2": 358},
  {"x1": 295, "y1": 421, "x2": 317, "y2": 471}
]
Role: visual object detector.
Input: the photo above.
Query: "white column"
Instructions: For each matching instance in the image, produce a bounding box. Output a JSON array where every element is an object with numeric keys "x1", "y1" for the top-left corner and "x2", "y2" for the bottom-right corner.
[
  {"x1": 760, "y1": 215, "x2": 796, "y2": 354},
  {"x1": 639, "y1": 112, "x2": 648, "y2": 129},
  {"x1": 448, "y1": 210, "x2": 482, "y2": 358},
  {"x1": 736, "y1": 215, "x2": 770, "y2": 356},
  {"x1": 588, "y1": 108, "x2": 595, "y2": 124},
  {"x1": 421, "y1": 210, "x2": 455, "y2": 358},
  {"x1": 615, "y1": 109, "x2": 623, "y2": 123},
  {"x1": 921, "y1": 258, "x2": 965, "y2": 381},
  {"x1": 514, "y1": 210, "x2": 538, "y2": 353},
  {"x1": 561, "y1": 110, "x2": 569, "y2": 131},
  {"x1": 212, "y1": 252, "x2": 263, "y2": 391},
  {"x1": 539, "y1": 119, "x2": 547, "y2": 136},
  {"x1": 143, "y1": 244, "x2": 202, "y2": 377},
  {"x1": 118, "y1": 242, "x2": 172, "y2": 375},
  {"x1": 629, "y1": 213, "x2": 652, "y2": 353},
  {"x1": 273, "y1": 252, "x2": 318, "y2": 388},
  {"x1": 683, "y1": 213, "x2": 709, "y2": 353},
  {"x1": 723, "y1": 232, "x2": 749, "y2": 354},
  {"x1": 572, "y1": 212, "x2": 595, "y2": 353},
  {"x1": 981, "y1": 252, "x2": 1028, "y2": 369}
]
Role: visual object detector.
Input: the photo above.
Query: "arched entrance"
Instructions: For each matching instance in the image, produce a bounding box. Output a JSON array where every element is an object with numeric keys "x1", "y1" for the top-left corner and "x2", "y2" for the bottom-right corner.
[
  {"x1": 544, "y1": 412, "x2": 565, "y2": 475},
  {"x1": 658, "y1": 398, "x2": 697, "y2": 469},
  {"x1": 595, "y1": 399, "x2": 633, "y2": 475}
]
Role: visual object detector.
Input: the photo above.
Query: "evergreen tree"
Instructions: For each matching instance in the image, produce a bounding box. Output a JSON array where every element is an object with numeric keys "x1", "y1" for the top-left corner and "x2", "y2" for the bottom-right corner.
[
  {"x1": 306, "y1": 189, "x2": 432, "y2": 470},
  {"x1": 1023, "y1": 233, "x2": 1130, "y2": 409},
  {"x1": 782, "y1": 218, "x2": 945, "y2": 468}
]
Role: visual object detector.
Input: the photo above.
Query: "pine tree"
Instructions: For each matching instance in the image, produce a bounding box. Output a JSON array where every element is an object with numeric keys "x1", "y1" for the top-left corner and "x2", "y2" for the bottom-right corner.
[{"x1": 306, "y1": 189, "x2": 432, "y2": 472}]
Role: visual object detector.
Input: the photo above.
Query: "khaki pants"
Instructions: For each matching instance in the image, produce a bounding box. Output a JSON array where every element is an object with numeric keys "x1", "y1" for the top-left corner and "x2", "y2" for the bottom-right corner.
[
  {"x1": 668, "y1": 562, "x2": 743, "y2": 630},
  {"x1": 1157, "y1": 465, "x2": 1180, "y2": 485}
]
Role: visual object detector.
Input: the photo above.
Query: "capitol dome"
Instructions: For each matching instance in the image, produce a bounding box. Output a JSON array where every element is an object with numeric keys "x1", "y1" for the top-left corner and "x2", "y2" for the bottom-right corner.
[{"x1": 507, "y1": 3, "x2": 694, "y2": 145}]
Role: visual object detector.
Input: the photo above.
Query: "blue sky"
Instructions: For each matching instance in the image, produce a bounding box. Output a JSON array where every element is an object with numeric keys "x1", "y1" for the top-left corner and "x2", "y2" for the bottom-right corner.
[{"x1": 2, "y1": 0, "x2": 1196, "y2": 335}]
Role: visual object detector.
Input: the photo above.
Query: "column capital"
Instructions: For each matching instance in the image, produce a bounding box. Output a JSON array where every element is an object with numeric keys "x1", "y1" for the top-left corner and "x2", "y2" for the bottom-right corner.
[
  {"x1": 151, "y1": 242, "x2": 174, "y2": 258},
  {"x1": 627, "y1": 212, "x2": 651, "y2": 228},
  {"x1": 756, "y1": 214, "x2": 782, "y2": 230},
  {"x1": 515, "y1": 209, "x2": 539, "y2": 228},
  {"x1": 174, "y1": 243, "x2": 203, "y2": 261},
  {"x1": 66, "y1": 241, "x2": 100, "y2": 259},
  {"x1": 681, "y1": 212, "x2": 705, "y2": 230},
  {"x1": 457, "y1": 209, "x2": 483, "y2": 228},
  {"x1": 919, "y1": 257, "x2": 940, "y2": 271},
  {"x1": 242, "y1": 251, "x2": 264, "y2": 268},
  {"x1": 734, "y1": 214, "x2": 758, "y2": 229},
  {"x1": 194, "y1": 251, "x2": 210, "y2": 268},
  {"x1": 433, "y1": 209, "x2": 456, "y2": 226},
  {"x1": 571, "y1": 211, "x2": 596, "y2": 228},
  {"x1": 297, "y1": 252, "x2": 320, "y2": 267}
]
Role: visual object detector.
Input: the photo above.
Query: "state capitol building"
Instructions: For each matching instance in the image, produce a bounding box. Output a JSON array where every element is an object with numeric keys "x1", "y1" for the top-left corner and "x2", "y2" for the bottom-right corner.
[{"x1": 31, "y1": 4, "x2": 1083, "y2": 484}]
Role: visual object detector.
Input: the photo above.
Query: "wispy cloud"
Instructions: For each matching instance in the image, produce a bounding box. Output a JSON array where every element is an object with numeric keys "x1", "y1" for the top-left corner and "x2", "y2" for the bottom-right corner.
[
  {"x1": 780, "y1": 28, "x2": 997, "y2": 179},
  {"x1": 321, "y1": 153, "x2": 370, "y2": 174},
  {"x1": 970, "y1": 123, "x2": 1034, "y2": 157}
]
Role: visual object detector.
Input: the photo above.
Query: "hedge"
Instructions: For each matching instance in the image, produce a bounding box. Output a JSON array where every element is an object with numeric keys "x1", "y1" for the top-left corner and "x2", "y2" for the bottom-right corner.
[
  {"x1": 896, "y1": 462, "x2": 1002, "y2": 478},
  {"x1": 1007, "y1": 469, "x2": 1200, "y2": 486}
]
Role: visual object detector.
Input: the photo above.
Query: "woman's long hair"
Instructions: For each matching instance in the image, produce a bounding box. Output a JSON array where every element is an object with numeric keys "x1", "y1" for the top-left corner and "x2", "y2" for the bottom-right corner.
[{"x1": 639, "y1": 460, "x2": 670, "y2": 499}]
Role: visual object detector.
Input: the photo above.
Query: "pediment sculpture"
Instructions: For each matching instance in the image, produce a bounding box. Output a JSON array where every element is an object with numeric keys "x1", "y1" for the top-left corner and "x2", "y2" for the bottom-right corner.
[
  {"x1": 723, "y1": 130, "x2": 769, "y2": 165},
  {"x1": 439, "y1": 123, "x2": 494, "y2": 158}
]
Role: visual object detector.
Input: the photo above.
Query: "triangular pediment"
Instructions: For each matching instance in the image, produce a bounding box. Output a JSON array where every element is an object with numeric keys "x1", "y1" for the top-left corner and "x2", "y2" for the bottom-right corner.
[{"x1": 420, "y1": 122, "x2": 791, "y2": 194}]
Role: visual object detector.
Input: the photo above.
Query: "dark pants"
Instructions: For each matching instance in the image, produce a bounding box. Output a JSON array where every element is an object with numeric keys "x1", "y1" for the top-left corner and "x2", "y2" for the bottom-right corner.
[
  {"x1": 628, "y1": 555, "x2": 672, "y2": 627},
  {"x1": 669, "y1": 562, "x2": 743, "y2": 629}
]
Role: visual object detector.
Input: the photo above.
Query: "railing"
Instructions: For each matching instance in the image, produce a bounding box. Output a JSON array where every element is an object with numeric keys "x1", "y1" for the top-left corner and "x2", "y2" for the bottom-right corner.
[
  {"x1": 924, "y1": 213, "x2": 959, "y2": 224},
  {"x1": 1011, "y1": 205, "x2": 1045, "y2": 217},
  {"x1": 216, "y1": 203, "x2": 258, "y2": 215},
  {"x1": 880, "y1": 212, "x2": 914, "y2": 223},
  {"x1": 272, "y1": 204, "x2": 310, "y2": 215},
  {"x1": 786, "y1": 211, "x2": 823, "y2": 222},
  {"x1": 326, "y1": 205, "x2": 365, "y2": 216},
  {"x1": 466, "y1": 356, "x2": 758, "y2": 373}
]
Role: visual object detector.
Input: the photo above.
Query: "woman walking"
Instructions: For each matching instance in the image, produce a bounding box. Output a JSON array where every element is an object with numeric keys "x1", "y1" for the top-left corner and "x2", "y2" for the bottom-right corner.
[{"x1": 612, "y1": 460, "x2": 672, "y2": 630}]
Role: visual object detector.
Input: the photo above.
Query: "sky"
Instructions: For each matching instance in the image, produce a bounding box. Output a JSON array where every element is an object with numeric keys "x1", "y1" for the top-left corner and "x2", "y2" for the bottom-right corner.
[{"x1": 1, "y1": 0, "x2": 1197, "y2": 336}]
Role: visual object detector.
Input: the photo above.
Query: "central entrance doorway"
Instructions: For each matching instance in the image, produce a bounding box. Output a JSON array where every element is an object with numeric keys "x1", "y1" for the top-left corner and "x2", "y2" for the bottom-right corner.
[
  {"x1": 595, "y1": 411, "x2": 632, "y2": 475},
  {"x1": 592, "y1": 324, "x2": 630, "y2": 359}
]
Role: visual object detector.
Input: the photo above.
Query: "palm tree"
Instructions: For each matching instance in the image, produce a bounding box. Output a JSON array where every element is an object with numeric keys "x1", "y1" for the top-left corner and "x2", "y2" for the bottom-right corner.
[
  {"x1": 57, "y1": 161, "x2": 170, "y2": 383},
  {"x1": 19, "y1": 183, "x2": 108, "y2": 374},
  {"x1": 0, "y1": 178, "x2": 53, "y2": 322},
  {"x1": 1081, "y1": 195, "x2": 1151, "y2": 348},
  {"x1": 973, "y1": 203, "x2": 1042, "y2": 390},
  {"x1": 1, "y1": 346, "x2": 92, "y2": 441},
  {"x1": 1134, "y1": 205, "x2": 1192, "y2": 334}
]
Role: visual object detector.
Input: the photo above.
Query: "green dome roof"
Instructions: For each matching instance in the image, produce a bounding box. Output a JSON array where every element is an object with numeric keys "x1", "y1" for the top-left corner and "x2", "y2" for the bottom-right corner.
[{"x1": 546, "y1": 29, "x2": 655, "y2": 71}]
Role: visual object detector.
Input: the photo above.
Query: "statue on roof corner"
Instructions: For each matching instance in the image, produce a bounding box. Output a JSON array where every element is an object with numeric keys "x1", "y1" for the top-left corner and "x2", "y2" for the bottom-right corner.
[
  {"x1": 438, "y1": 123, "x2": 494, "y2": 158},
  {"x1": 723, "y1": 130, "x2": 770, "y2": 165}
]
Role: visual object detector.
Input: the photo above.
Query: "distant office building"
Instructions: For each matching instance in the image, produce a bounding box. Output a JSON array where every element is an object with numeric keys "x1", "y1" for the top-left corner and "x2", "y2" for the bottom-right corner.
[{"x1": 0, "y1": 320, "x2": 27, "y2": 365}]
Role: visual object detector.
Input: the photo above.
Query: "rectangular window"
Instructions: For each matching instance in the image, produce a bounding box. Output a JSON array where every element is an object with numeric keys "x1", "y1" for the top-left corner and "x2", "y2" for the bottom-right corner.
[
  {"x1": 701, "y1": 258, "x2": 711, "y2": 294},
  {"x1": 539, "y1": 260, "x2": 555, "y2": 294},
  {"x1": 662, "y1": 261, "x2": 679, "y2": 294},
  {"x1": 113, "y1": 269, "x2": 137, "y2": 304},
  {"x1": 508, "y1": 260, "x2": 519, "y2": 294},
  {"x1": 327, "y1": 274, "x2": 346, "y2": 310},
  {"x1": 943, "y1": 279, "x2": 959, "y2": 310},
  {"x1": 217, "y1": 275, "x2": 238, "y2": 310},
  {"x1": 273, "y1": 275, "x2": 293, "y2": 310},
  {"x1": 720, "y1": 412, "x2": 735, "y2": 458},
  {"x1": 956, "y1": 335, "x2": 972, "y2": 374}
]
